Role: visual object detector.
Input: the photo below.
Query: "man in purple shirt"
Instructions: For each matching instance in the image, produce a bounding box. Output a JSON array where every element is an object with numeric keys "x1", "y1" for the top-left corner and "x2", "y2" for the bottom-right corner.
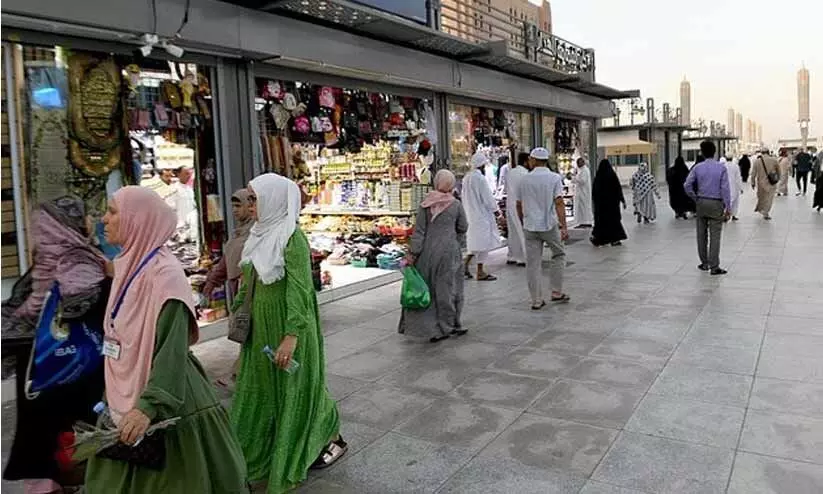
[{"x1": 684, "y1": 140, "x2": 731, "y2": 275}]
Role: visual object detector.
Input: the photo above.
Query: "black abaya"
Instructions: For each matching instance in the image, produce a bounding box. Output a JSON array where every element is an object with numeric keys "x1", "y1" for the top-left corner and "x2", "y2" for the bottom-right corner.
[
  {"x1": 667, "y1": 158, "x2": 696, "y2": 216},
  {"x1": 591, "y1": 160, "x2": 628, "y2": 246},
  {"x1": 739, "y1": 155, "x2": 752, "y2": 183}
]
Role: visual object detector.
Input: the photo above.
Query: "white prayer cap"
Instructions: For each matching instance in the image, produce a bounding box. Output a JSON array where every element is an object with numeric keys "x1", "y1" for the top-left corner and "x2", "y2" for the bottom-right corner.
[
  {"x1": 470, "y1": 151, "x2": 489, "y2": 169},
  {"x1": 529, "y1": 147, "x2": 550, "y2": 160},
  {"x1": 155, "y1": 160, "x2": 176, "y2": 170}
]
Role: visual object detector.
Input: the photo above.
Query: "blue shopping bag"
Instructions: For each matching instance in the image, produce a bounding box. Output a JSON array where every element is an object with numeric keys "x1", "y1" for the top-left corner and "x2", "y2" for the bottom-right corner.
[{"x1": 25, "y1": 282, "x2": 104, "y2": 398}]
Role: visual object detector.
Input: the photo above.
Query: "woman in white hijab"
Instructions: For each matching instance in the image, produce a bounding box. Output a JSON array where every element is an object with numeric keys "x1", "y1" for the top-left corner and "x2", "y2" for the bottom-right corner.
[
  {"x1": 462, "y1": 151, "x2": 502, "y2": 281},
  {"x1": 722, "y1": 157, "x2": 744, "y2": 221},
  {"x1": 231, "y1": 173, "x2": 346, "y2": 492}
]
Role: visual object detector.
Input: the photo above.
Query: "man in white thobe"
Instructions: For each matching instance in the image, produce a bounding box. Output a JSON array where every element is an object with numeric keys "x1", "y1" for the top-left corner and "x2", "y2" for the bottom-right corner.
[
  {"x1": 462, "y1": 151, "x2": 502, "y2": 281},
  {"x1": 504, "y1": 152, "x2": 528, "y2": 265},
  {"x1": 723, "y1": 156, "x2": 743, "y2": 221},
  {"x1": 571, "y1": 157, "x2": 593, "y2": 227}
]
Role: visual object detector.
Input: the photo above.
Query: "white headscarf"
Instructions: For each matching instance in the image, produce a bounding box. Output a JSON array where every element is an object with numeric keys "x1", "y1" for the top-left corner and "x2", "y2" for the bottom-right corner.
[{"x1": 241, "y1": 173, "x2": 302, "y2": 285}]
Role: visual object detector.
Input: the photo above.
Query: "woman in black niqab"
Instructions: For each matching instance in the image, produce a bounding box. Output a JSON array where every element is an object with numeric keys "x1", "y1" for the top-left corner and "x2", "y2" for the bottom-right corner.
[
  {"x1": 738, "y1": 154, "x2": 751, "y2": 183},
  {"x1": 667, "y1": 156, "x2": 696, "y2": 219},
  {"x1": 591, "y1": 159, "x2": 628, "y2": 246}
]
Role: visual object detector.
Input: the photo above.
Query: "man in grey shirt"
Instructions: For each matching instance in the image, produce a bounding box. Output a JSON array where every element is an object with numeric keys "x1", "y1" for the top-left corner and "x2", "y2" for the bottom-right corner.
[{"x1": 684, "y1": 140, "x2": 732, "y2": 275}]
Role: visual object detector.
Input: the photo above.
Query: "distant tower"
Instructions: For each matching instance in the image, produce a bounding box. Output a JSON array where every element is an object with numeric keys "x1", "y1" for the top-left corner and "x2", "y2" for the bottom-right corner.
[
  {"x1": 746, "y1": 118, "x2": 753, "y2": 144},
  {"x1": 798, "y1": 63, "x2": 810, "y2": 149},
  {"x1": 680, "y1": 77, "x2": 691, "y2": 126},
  {"x1": 757, "y1": 124, "x2": 763, "y2": 145},
  {"x1": 735, "y1": 112, "x2": 743, "y2": 140}
]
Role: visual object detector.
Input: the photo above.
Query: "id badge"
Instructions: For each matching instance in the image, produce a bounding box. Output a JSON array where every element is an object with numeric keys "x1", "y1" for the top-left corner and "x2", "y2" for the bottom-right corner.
[{"x1": 102, "y1": 338, "x2": 121, "y2": 360}]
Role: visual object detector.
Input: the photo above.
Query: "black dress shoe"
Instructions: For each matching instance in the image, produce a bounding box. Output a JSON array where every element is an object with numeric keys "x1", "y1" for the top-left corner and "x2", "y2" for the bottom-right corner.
[
  {"x1": 698, "y1": 264, "x2": 710, "y2": 271},
  {"x1": 710, "y1": 267, "x2": 728, "y2": 276}
]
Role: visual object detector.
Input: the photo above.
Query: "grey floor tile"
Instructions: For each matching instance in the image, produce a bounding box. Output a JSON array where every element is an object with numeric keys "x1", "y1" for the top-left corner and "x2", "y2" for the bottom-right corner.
[
  {"x1": 628, "y1": 305, "x2": 702, "y2": 325},
  {"x1": 669, "y1": 342, "x2": 759, "y2": 375},
  {"x1": 339, "y1": 421, "x2": 389, "y2": 457},
  {"x1": 489, "y1": 348, "x2": 581, "y2": 380},
  {"x1": 625, "y1": 394, "x2": 745, "y2": 448},
  {"x1": 692, "y1": 310, "x2": 768, "y2": 332},
  {"x1": 425, "y1": 341, "x2": 515, "y2": 368},
  {"x1": 327, "y1": 374, "x2": 370, "y2": 401},
  {"x1": 324, "y1": 432, "x2": 472, "y2": 494},
  {"x1": 649, "y1": 365, "x2": 753, "y2": 407},
  {"x1": 756, "y1": 352, "x2": 823, "y2": 383},
  {"x1": 338, "y1": 385, "x2": 437, "y2": 430},
  {"x1": 740, "y1": 410, "x2": 823, "y2": 464},
  {"x1": 749, "y1": 377, "x2": 823, "y2": 417},
  {"x1": 394, "y1": 398, "x2": 518, "y2": 452},
  {"x1": 323, "y1": 325, "x2": 392, "y2": 362},
  {"x1": 294, "y1": 479, "x2": 360, "y2": 494},
  {"x1": 592, "y1": 432, "x2": 734, "y2": 494},
  {"x1": 481, "y1": 413, "x2": 617, "y2": 476},
  {"x1": 591, "y1": 337, "x2": 675, "y2": 363},
  {"x1": 765, "y1": 315, "x2": 823, "y2": 336},
  {"x1": 327, "y1": 347, "x2": 412, "y2": 382},
  {"x1": 727, "y1": 452, "x2": 823, "y2": 494},
  {"x1": 378, "y1": 362, "x2": 479, "y2": 395},
  {"x1": 468, "y1": 323, "x2": 543, "y2": 346},
  {"x1": 530, "y1": 379, "x2": 646, "y2": 429},
  {"x1": 579, "y1": 481, "x2": 650, "y2": 494},
  {"x1": 762, "y1": 333, "x2": 823, "y2": 358},
  {"x1": 450, "y1": 370, "x2": 552, "y2": 410},
  {"x1": 681, "y1": 326, "x2": 763, "y2": 350},
  {"x1": 566, "y1": 357, "x2": 661, "y2": 388},
  {"x1": 609, "y1": 321, "x2": 691, "y2": 345},
  {"x1": 437, "y1": 455, "x2": 586, "y2": 494},
  {"x1": 523, "y1": 330, "x2": 606, "y2": 355}
]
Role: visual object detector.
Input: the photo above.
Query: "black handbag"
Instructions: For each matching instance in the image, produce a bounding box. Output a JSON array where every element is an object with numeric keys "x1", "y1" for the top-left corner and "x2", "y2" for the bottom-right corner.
[
  {"x1": 96, "y1": 429, "x2": 167, "y2": 470},
  {"x1": 761, "y1": 157, "x2": 780, "y2": 186},
  {"x1": 228, "y1": 267, "x2": 256, "y2": 344}
]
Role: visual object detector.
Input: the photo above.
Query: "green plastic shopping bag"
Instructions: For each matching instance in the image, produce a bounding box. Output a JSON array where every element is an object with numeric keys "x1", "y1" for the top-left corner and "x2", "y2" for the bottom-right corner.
[{"x1": 400, "y1": 266, "x2": 431, "y2": 310}]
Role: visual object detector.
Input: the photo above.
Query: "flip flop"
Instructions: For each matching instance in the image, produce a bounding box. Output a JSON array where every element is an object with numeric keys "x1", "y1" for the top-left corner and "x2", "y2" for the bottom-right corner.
[
  {"x1": 531, "y1": 301, "x2": 546, "y2": 310},
  {"x1": 476, "y1": 274, "x2": 497, "y2": 281},
  {"x1": 550, "y1": 294, "x2": 571, "y2": 303}
]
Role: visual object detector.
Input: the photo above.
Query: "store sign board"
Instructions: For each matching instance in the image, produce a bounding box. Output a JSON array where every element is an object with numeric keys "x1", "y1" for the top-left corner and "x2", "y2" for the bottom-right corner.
[
  {"x1": 535, "y1": 32, "x2": 594, "y2": 74},
  {"x1": 351, "y1": 0, "x2": 428, "y2": 24}
]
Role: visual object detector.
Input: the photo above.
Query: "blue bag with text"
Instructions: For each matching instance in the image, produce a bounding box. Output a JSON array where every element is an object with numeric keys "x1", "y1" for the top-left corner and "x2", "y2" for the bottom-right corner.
[{"x1": 25, "y1": 282, "x2": 104, "y2": 398}]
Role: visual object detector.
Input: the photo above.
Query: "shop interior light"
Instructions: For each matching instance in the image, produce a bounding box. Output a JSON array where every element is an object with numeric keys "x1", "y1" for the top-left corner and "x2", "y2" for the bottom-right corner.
[{"x1": 162, "y1": 42, "x2": 185, "y2": 58}]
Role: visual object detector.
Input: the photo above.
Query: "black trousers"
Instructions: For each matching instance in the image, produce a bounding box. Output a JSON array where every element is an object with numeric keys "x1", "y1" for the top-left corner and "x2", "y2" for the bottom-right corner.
[{"x1": 796, "y1": 171, "x2": 809, "y2": 194}]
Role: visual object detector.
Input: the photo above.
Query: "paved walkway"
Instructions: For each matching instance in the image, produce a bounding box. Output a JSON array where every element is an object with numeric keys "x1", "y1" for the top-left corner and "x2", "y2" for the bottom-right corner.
[{"x1": 3, "y1": 187, "x2": 822, "y2": 493}]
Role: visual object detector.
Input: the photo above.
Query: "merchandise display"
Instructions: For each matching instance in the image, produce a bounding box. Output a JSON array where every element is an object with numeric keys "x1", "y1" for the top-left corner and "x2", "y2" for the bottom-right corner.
[{"x1": 256, "y1": 78, "x2": 434, "y2": 290}]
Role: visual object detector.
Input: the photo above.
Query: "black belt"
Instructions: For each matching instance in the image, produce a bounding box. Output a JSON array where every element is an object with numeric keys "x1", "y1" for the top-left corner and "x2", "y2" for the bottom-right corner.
[{"x1": 697, "y1": 197, "x2": 722, "y2": 201}]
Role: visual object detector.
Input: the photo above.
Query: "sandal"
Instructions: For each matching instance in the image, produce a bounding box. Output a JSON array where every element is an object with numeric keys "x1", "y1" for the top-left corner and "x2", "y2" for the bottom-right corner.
[
  {"x1": 464, "y1": 271, "x2": 474, "y2": 280},
  {"x1": 476, "y1": 274, "x2": 497, "y2": 281},
  {"x1": 450, "y1": 329, "x2": 468, "y2": 336},
  {"x1": 429, "y1": 334, "x2": 450, "y2": 343},
  {"x1": 550, "y1": 294, "x2": 571, "y2": 303},
  {"x1": 310, "y1": 437, "x2": 349, "y2": 470},
  {"x1": 531, "y1": 301, "x2": 546, "y2": 310}
]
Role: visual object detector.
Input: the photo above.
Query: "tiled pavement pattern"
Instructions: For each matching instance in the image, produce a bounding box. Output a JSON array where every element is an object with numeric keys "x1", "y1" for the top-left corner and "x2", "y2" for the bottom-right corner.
[{"x1": 3, "y1": 188, "x2": 822, "y2": 493}]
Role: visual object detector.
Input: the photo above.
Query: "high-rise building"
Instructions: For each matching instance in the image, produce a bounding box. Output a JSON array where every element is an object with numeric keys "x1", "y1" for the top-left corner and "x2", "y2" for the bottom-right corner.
[
  {"x1": 747, "y1": 118, "x2": 754, "y2": 143},
  {"x1": 757, "y1": 124, "x2": 763, "y2": 145},
  {"x1": 441, "y1": 0, "x2": 552, "y2": 44},
  {"x1": 727, "y1": 108, "x2": 735, "y2": 137},
  {"x1": 798, "y1": 63, "x2": 810, "y2": 149},
  {"x1": 735, "y1": 112, "x2": 743, "y2": 140},
  {"x1": 680, "y1": 77, "x2": 691, "y2": 126}
]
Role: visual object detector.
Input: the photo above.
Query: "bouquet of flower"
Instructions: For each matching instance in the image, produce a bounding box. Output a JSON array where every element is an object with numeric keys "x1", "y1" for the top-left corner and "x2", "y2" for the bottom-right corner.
[{"x1": 69, "y1": 417, "x2": 181, "y2": 463}]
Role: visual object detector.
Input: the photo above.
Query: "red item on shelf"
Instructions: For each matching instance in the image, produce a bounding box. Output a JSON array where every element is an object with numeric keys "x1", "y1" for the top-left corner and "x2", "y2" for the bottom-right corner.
[{"x1": 55, "y1": 431, "x2": 76, "y2": 471}]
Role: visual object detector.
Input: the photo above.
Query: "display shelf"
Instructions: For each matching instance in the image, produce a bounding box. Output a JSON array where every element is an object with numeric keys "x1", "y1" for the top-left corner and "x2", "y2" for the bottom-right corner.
[{"x1": 301, "y1": 208, "x2": 412, "y2": 216}]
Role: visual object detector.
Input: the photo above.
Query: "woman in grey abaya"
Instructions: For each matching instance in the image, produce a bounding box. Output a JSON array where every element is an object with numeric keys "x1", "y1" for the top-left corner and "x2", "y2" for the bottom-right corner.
[{"x1": 399, "y1": 170, "x2": 469, "y2": 343}]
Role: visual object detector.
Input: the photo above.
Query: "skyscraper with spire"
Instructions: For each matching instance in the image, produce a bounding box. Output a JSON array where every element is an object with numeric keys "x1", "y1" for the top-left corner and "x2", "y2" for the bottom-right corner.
[
  {"x1": 680, "y1": 77, "x2": 691, "y2": 126},
  {"x1": 798, "y1": 63, "x2": 810, "y2": 149}
]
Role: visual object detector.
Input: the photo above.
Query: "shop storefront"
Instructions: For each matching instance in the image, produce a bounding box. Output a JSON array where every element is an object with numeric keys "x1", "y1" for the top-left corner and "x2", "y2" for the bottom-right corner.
[
  {"x1": 540, "y1": 114, "x2": 595, "y2": 221},
  {"x1": 252, "y1": 69, "x2": 437, "y2": 293},
  {"x1": 1, "y1": 40, "x2": 230, "y2": 324}
]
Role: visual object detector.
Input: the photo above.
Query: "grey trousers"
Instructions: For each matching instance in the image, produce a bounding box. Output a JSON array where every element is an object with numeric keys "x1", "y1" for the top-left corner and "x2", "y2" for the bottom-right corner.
[
  {"x1": 524, "y1": 228, "x2": 565, "y2": 304},
  {"x1": 695, "y1": 198, "x2": 725, "y2": 269}
]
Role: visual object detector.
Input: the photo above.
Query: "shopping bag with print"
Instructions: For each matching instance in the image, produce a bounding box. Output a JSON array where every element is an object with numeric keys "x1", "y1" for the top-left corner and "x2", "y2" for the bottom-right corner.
[{"x1": 400, "y1": 266, "x2": 431, "y2": 310}]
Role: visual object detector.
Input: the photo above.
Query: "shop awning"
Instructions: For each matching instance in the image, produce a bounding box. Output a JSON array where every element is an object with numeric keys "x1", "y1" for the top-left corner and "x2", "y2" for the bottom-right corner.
[{"x1": 225, "y1": 0, "x2": 639, "y2": 101}]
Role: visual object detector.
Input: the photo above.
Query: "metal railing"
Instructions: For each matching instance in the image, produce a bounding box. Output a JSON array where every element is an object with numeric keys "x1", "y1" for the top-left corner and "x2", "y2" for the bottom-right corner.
[{"x1": 437, "y1": 0, "x2": 594, "y2": 76}]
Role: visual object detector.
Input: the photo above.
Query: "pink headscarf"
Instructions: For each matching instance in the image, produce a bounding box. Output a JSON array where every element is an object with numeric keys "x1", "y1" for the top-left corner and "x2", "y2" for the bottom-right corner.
[
  {"x1": 104, "y1": 187, "x2": 196, "y2": 424},
  {"x1": 420, "y1": 169, "x2": 457, "y2": 220}
]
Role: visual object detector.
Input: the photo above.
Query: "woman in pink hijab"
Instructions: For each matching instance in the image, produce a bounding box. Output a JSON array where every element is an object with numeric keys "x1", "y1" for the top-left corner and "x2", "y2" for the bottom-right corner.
[
  {"x1": 398, "y1": 170, "x2": 469, "y2": 342},
  {"x1": 84, "y1": 186, "x2": 247, "y2": 493}
]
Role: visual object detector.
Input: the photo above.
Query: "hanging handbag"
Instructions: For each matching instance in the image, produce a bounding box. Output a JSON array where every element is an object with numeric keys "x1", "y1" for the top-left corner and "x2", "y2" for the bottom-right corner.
[
  {"x1": 228, "y1": 267, "x2": 256, "y2": 344},
  {"x1": 760, "y1": 157, "x2": 780, "y2": 186},
  {"x1": 24, "y1": 281, "x2": 104, "y2": 398}
]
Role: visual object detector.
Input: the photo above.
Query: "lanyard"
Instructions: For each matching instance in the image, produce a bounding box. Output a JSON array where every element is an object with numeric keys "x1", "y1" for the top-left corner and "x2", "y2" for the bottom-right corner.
[{"x1": 110, "y1": 246, "x2": 163, "y2": 323}]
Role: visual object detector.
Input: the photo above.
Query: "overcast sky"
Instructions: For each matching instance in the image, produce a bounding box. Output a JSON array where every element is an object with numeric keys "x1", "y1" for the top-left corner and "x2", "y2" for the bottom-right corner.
[{"x1": 551, "y1": 0, "x2": 821, "y2": 143}]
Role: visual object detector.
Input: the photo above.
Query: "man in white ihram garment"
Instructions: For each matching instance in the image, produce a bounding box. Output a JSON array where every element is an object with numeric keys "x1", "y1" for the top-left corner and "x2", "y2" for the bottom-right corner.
[
  {"x1": 462, "y1": 150, "x2": 502, "y2": 281},
  {"x1": 571, "y1": 157, "x2": 593, "y2": 228},
  {"x1": 503, "y1": 152, "x2": 528, "y2": 266},
  {"x1": 722, "y1": 156, "x2": 744, "y2": 221}
]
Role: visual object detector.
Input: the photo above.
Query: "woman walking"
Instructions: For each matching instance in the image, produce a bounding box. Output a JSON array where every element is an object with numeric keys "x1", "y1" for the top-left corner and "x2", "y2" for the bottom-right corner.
[
  {"x1": 399, "y1": 170, "x2": 468, "y2": 343},
  {"x1": 85, "y1": 187, "x2": 247, "y2": 493},
  {"x1": 813, "y1": 165, "x2": 823, "y2": 213},
  {"x1": 667, "y1": 157, "x2": 695, "y2": 219},
  {"x1": 738, "y1": 154, "x2": 752, "y2": 183},
  {"x1": 630, "y1": 163, "x2": 661, "y2": 223},
  {"x1": 777, "y1": 149, "x2": 791, "y2": 196},
  {"x1": 3, "y1": 197, "x2": 110, "y2": 494},
  {"x1": 591, "y1": 159, "x2": 628, "y2": 246},
  {"x1": 231, "y1": 174, "x2": 345, "y2": 493}
]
